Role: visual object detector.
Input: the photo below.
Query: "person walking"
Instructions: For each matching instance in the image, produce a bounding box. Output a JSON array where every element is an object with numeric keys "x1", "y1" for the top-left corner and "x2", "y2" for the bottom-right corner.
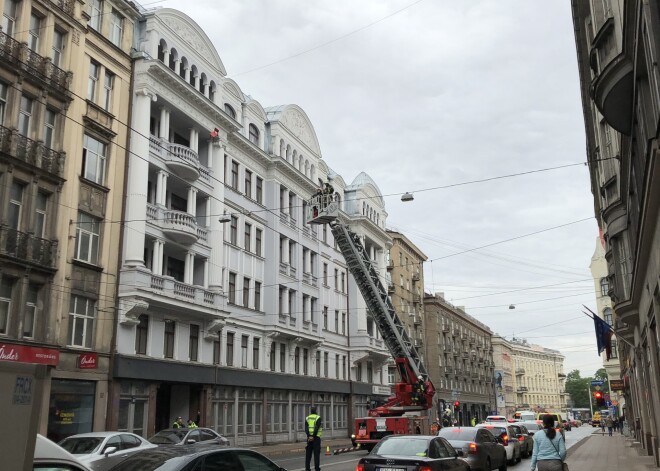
[
  {"x1": 530, "y1": 414, "x2": 567, "y2": 471},
  {"x1": 172, "y1": 417, "x2": 185, "y2": 428},
  {"x1": 305, "y1": 406, "x2": 323, "y2": 471},
  {"x1": 470, "y1": 416, "x2": 476, "y2": 427},
  {"x1": 606, "y1": 416, "x2": 614, "y2": 436}
]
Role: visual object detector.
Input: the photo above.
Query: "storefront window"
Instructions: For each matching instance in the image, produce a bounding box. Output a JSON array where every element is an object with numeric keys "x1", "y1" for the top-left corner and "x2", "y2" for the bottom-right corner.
[{"x1": 48, "y1": 379, "x2": 96, "y2": 443}]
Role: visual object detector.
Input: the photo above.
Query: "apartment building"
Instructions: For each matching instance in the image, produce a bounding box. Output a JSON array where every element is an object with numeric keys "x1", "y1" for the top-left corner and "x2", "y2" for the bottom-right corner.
[
  {"x1": 589, "y1": 235, "x2": 624, "y2": 409},
  {"x1": 112, "y1": 8, "x2": 392, "y2": 444},
  {"x1": 423, "y1": 293, "x2": 494, "y2": 424},
  {"x1": 0, "y1": 0, "x2": 138, "y2": 440},
  {"x1": 572, "y1": 0, "x2": 660, "y2": 462},
  {"x1": 508, "y1": 338, "x2": 566, "y2": 413},
  {"x1": 492, "y1": 336, "x2": 516, "y2": 417},
  {"x1": 386, "y1": 230, "x2": 427, "y2": 365}
]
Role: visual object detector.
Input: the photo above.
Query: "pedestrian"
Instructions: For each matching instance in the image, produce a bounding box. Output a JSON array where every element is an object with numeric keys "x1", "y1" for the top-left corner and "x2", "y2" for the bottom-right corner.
[
  {"x1": 172, "y1": 416, "x2": 185, "y2": 428},
  {"x1": 600, "y1": 419, "x2": 606, "y2": 433},
  {"x1": 470, "y1": 416, "x2": 476, "y2": 427},
  {"x1": 304, "y1": 406, "x2": 322, "y2": 471},
  {"x1": 606, "y1": 416, "x2": 614, "y2": 436},
  {"x1": 530, "y1": 414, "x2": 567, "y2": 471},
  {"x1": 619, "y1": 416, "x2": 625, "y2": 434},
  {"x1": 187, "y1": 418, "x2": 198, "y2": 428}
]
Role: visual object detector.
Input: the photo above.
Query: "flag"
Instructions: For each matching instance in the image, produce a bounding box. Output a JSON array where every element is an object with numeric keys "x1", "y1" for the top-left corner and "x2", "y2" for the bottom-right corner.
[
  {"x1": 210, "y1": 128, "x2": 220, "y2": 138},
  {"x1": 593, "y1": 314, "x2": 613, "y2": 360}
]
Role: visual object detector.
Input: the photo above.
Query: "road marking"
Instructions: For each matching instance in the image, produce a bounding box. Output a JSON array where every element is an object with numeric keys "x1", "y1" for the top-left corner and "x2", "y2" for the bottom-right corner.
[{"x1": 289, "y1": 457, "x2": 361, "y2": 471}]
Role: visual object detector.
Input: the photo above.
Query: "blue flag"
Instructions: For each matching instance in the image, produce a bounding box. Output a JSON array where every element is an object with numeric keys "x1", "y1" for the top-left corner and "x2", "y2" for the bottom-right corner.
[{"x1": 593, "y1": 314, "x2": 613, "y2": 360}]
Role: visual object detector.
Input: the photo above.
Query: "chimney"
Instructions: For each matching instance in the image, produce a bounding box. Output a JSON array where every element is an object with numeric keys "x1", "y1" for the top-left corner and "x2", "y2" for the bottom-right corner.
[{"x1": 435, "y1": 292, "x2": 445, "y2": 299}]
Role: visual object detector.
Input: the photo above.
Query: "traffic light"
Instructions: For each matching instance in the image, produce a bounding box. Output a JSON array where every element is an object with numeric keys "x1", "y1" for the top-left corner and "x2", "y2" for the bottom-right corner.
[
  {"x1": 594, "y1": 391, "x2": 604, "y2": 407},
  {"x1": 453, "y1": 401, "x2": 460, "y2": 411}
]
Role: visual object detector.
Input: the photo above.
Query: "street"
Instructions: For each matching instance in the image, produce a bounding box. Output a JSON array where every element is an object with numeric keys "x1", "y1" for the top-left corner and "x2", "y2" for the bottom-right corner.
[{"x1": 268, "y1": 426, "x2": 595, "y2": 471}]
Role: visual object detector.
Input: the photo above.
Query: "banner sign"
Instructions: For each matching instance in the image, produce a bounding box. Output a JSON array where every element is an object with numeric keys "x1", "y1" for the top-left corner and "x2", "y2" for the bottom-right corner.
[
  {"x1": 0, "y1": 343, "x2": 59, "y2": 366},
  {"x1": 610, "y1": 379, "x2": 625, "y2": 391},
  {"x1": 78, "y1": 353, "x2": 98, "y2": 369},
  {"x1": 590, "y1": 380, "x2": 604, "y2": 386}
]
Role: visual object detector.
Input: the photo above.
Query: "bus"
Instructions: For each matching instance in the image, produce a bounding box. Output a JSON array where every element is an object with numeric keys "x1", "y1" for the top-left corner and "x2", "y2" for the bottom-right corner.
[{"x1": 513, "y1": 411, "x2": 536, "y2": 422}]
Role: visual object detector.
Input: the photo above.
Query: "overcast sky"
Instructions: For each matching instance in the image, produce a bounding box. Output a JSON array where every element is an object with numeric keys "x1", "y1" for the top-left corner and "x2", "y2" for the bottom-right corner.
[{"x1": 161, "y1": 0, "x2": 603, "y2": 377}]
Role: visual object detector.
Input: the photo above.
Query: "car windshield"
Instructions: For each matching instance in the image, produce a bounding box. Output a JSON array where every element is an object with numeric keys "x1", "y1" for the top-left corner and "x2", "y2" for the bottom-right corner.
[
  {"x1": 149, "y1": 430, "x2": 188, "y2": 444},
  {"x1": 373, "y1": 437, "x2": 429, "y2": 457},
  {"x1": 438, "y1": 428, "x2": 476, "y2": 441},
  {"x1": 58, "y1": 437, "x2": 103, "y2": 454},
  {"x1": 480, "y1": 426, "x2": 507, "y2": 437}
]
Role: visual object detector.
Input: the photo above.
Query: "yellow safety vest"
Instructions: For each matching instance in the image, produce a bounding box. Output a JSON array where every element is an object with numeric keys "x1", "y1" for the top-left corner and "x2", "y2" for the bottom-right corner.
[{"x1": 306, "y1": 414, "x2": 323, "y2": 438}]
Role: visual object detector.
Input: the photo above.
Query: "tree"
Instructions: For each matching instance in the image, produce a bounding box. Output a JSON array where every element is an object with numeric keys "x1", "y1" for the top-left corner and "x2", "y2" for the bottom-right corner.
[{"x1": 564, "y1": 369, "x2": 592, "y2": 409}]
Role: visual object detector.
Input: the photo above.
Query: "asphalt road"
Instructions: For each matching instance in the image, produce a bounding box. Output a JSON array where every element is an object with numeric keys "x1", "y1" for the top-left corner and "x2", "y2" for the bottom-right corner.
[{"x1": 271, "y1": 425, "x2": 596, "y2": 471}]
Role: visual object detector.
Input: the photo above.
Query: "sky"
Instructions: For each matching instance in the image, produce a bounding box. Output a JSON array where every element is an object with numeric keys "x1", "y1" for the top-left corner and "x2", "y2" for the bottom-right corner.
[{"x1": 159, "y1": 0, "x2": 604, "y2": 377}]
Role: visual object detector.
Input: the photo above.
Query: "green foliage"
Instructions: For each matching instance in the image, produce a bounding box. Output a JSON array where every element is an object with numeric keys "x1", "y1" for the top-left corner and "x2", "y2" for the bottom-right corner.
[{"x1": 564, "y1": 369, "x2": 592, "y2": 409}]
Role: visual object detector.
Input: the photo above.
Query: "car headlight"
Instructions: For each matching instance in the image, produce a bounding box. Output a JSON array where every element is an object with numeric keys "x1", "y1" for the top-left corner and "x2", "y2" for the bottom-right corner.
[{"x1": 351, "y1": 434, "x2": 356, "y2": 439}]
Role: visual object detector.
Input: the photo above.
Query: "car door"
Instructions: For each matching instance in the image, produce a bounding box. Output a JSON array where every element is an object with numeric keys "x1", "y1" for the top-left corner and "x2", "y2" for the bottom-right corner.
[
  {"x1": 199, "y1": 429, "x2": 220, "y2": 445},
  {"x1": 436, "y1": 438, "x2": 465, "y2": 470},
  {"x1": 476, "y1": 429, "x2": 494, "y2": 467},
  {"x1": 187, "y1": 430, "x2": 201, "y2": 445},
  {"x1": 200, "y1": 451, "x2": 243, "y2": 471}
]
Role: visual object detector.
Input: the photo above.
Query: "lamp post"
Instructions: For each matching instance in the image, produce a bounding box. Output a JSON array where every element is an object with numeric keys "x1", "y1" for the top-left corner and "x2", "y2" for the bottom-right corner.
[{"x1": 587, "y1": 386, "x2": 594, "y2": 416}]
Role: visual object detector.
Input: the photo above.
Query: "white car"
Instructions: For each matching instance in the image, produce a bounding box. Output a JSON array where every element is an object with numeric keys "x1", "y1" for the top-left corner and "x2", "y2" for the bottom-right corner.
[
  {"x1": 476, "y1": 424, "x2": 522, "y2": 464},
  {"x1": 58, "y1": 431, "x2": 156, "y2": 471},
  {"x1": 34, "y1": 434, "x2": 91, "y2": 471},
  {"x1": 484, "y1": 415, "x2": 509, "y2": 423}
]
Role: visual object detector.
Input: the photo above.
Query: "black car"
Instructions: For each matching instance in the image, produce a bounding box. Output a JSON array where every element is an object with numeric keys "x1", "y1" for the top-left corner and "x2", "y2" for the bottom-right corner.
[
  {"x1": 438, "y1": 427, "x2": 508, "y2": 471},
  {"x1": 148, "y1": 428, "x2": 229, "y2": 447},
  {"x1": 107, "y1": 446, "x2": 286, "y2": 471},
  {"x1": 357, "y1": 435, "x2": 470, "y2": 471}
]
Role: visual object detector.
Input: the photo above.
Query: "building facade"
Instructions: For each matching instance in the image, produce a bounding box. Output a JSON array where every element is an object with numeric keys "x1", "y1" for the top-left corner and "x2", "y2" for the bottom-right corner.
[
  {"x1": 572, "y1": 0, "x2": 660, "y2": 463},
  {"x1": 112, "y1": 8, "x2": 393, "y2": 445},
  {"x1": 423, "y1": 293, "x2": 494, "y2": 424},
  {"x1": 386, "y1": 230, "x2": 427, "y2": 390},
  {"x1": 589, "y1": 235, "x2": 624, "y2": 410},
  {"x1": 0, "y1": 0, "x2": 138, "y2": 440},
  {"x1": 492, "y1": 336, "x2": 516, "y2": 418}
]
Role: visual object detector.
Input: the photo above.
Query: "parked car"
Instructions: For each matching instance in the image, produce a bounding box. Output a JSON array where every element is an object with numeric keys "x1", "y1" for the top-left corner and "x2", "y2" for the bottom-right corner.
[
  {"x1": 508, "y1": 424, "x2": 533, "y2": 458},
  {"x1": 58, "y1": 432, "x2": 156, "y2": 471},
  {"x1": 476, "y1": 424, "x2": 521, "y2": 465},
  {"x1": 34, "y1": 434, "x2": 92, "y2": 471},
  {"x1": 106, "y1": 446, "x2": 287, "y2": 471},
  {"x1": 438, "y1": 426, "x2": 508, "y2": 471},
  {"x1": 356, "y1": 434, "x2": 470, "y2": 471},
  {"x1": 148, "y1": 428, "x2": 229, "y2": 447}
]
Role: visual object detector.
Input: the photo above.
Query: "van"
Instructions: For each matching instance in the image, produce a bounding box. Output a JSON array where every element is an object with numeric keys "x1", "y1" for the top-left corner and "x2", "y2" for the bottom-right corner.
[
  {"x1": 537, "y1": 412, "x2": 562, "y2": 424},
  {"x1": 513, "y1": 411, "x2": 536, "y2": 422}
]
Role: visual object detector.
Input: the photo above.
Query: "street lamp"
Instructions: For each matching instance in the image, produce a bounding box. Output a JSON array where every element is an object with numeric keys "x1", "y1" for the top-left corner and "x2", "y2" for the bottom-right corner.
[
  {"x1": 401, "y1": 192, "x2": 414, "y2": 202},
  {"x1": 218, "y1": 212, "x2": 231, "y2": 223}
]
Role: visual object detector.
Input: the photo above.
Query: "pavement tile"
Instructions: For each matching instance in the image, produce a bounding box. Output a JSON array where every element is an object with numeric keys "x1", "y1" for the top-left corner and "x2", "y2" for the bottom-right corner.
[{"x1": 566, "y1": 431, "x2": 656, "y2": 471}]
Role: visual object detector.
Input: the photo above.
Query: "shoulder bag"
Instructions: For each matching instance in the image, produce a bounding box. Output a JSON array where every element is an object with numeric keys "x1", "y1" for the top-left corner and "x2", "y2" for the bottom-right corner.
[{"x1": 547, "y1": 432, "x2": 569, "y2": 471}]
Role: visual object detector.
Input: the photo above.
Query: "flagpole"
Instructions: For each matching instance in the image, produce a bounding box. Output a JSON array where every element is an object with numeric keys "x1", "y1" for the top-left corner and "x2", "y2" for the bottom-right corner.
[{"x1": 581, "y1": 306, "x2": 635, "y2": 349}]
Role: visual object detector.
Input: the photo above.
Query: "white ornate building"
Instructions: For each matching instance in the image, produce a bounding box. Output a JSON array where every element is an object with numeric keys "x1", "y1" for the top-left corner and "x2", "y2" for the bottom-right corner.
[{"x1": 112, "y1": 8, "x2": 391, "y2": 444}]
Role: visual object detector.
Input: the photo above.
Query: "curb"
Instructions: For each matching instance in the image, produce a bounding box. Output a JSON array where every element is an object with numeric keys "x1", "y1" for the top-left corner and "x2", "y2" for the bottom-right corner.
[{"x1": 566, "y1": 433, "x2": 593, "y2": 458}]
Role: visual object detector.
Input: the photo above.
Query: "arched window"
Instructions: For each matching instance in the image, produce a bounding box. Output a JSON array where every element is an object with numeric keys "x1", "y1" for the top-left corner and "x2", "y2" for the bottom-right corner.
[
  {"x1": 189, "y1": 65, "x2": 198, "y2": 87},
  {"x1": 600, "y1": 277, "x2": 609, "y2": 296},
  {"x1": 362, "y1": 202, "x2": 365, "y2": 215},
  {"x1": 224, "y1": 103, "x2": 236, "y2": 119},
  {"x1": 279, "y1": 139, "x2": 285, "y2": 157},
  {"x1": 209, "y1": 81, "x2": 217, "y2": 102},
  {"x1": 179, "y1": 57, "x2": 188, "y2": 79},
  {"x1": 199, "y1": 73, "x2": 207, "y2": 95},
  {"x1": 157, "y1": 39, "x2": 167, "y2": 62},
  {"x1": 248, "y1": 124, "x2": 259, "y2": 145},
  {"x1": 169, "y1": 48, "x2": 178, "y2": 70},
  {"x1": 603, "y1": 308, "x2": 613, "y2": 326},
  {"x1": 286, "y1": 144, "x2": 291, "y2": 161},
  {"x1": 292, "y1": 150, "x2": 297, "y2": 167}
]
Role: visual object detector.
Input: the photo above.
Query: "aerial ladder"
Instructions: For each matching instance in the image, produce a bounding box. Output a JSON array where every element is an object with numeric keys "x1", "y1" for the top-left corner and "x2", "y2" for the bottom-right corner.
[{"x1": 306, "y1": 190, "x2": 435, "y2": 450}]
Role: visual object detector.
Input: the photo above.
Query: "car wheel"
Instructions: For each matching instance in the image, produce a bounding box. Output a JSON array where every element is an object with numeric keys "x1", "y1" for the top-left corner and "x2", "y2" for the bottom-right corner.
[
  {"x1": 485, "y1": 458, "x2": 491, "y2": 470},
  {"x1": 498, "y1": 458, "x2": 508, "y2": 471}
]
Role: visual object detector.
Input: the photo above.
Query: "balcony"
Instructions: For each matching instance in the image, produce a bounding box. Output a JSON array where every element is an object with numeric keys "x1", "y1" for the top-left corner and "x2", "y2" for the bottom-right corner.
[
  {"x1": 516, "y1": 387, "x2": 529, "y2": 393},
  {"x1": 591, "y1": 53, "x2": 634, "y2": 134},
  {"x1": 0, "y1": 226, "x2": 57, "y2": 269},
  {"x1": 149, "y1": 136, "x2": 203, "y2": 182},
  {"x1": 161, "y1": 209, "x2": 199, "y2": 244},
  {"x1": 412, "y1": 273, "x2": 420, "y2": 282},
  {"x1": 0, "y1": 31, "x2": 72, "y2": 97},
  {"x1": 516, "y1": 368, "x2": 525, "y2": 376},
  {"x1": 387, "y1": 283, "x2": 395, "y2": 294},
  {"x1": 412, "y1": 294, "x2": 421, "y2": 304},
  {"x1": 387, "y1": 259, "x2": 394, "y2": 271},
  {"x1": 444, "y1": 366, "x2": 454, "y2": 375},
  {"x1": 413, "y1": 315, "x2": 422, "y2": 326},
  {"x1": 443, "y1": 343, "x2": 452, "y2": 352},
  {"x1": 0, "y1": 125, "x2": 65, "y2": 178},
  {"x1": 441, "y1": 324, "x2": 450, "y2": 332}
]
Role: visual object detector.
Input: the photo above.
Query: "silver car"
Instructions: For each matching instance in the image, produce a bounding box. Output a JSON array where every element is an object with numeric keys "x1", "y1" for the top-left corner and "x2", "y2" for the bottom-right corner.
[
  {"x1": 58, "y1": 431, "x2": 156, "y2": 471},
  {"x1": 476, "y1": 424, "x2": 521, "y2": 465}
]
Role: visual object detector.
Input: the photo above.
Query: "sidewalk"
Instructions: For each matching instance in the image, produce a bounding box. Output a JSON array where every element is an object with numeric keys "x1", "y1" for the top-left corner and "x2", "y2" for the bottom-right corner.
[
  {"x1": 566, "y1": 430, "x2": 657, "y2": 471},
  {"x1": 248, "y1": 438, "x2": 353, "y2": 459}
]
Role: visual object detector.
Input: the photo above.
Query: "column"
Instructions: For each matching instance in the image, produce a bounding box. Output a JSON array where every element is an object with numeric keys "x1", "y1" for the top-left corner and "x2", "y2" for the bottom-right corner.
[
  {"x1": 174, "y1": 59, "x2": 180, "y2": 75},
  {"x1": 159, "y1": 107, "x2": 169, "y2": 140},
  {"x1": 187, "y1": 187, "x2": 197, "y2": 215},
  {"x1": 162, "y1": 48, "x2": 170, "y2": 69},
  {"x1": 208, "y1": 142, "x2": 226, "y2": 292},
  {"x1": 156, "y1": 170, "x2": 168, "y2": 206},
  {"x1": 207, "y1": 139, "x2": 214, "y2": 169},
  {"x1": 184, "y1": 251, "x2": 194, "y2": 284},
  {"x1": 203, "y1": 259, "x2": 209, "y2": 289},
  {"x1": 151, "y1": 239, "x2": 160, "y2": 274},
  {"x1": 189, "y1": 128, "x2": 198, "y2": 152},
  {"x1": 124, "y1": 90, "x2": 155, "y2": 266}
]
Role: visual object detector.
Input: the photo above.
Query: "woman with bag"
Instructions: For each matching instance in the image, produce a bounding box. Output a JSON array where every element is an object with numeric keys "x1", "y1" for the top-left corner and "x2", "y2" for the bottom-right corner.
[{"x1": 530, "y1": 414, "x2": 568, "y2": 471}]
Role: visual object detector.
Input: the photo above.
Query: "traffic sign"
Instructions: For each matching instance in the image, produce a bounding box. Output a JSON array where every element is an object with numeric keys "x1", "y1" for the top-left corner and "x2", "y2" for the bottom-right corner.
[
  {"x1": 606, "y1": 400, "x2": 612, "y2": 407},
  {"x1": 591, "y1": 380, "x2": 604, "y2": 386}
]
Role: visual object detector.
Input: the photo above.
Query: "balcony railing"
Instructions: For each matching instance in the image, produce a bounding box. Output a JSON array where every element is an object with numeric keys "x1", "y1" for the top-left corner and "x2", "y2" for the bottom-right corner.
[
  {"x1": 0, "y1": 226, "x2": 57, "y2": 268},
  {"x1": 515, "y1": 368, "x2": 525, "y2": 375},
  {"x1": 0, "y1": 31, "x2": 71, "y2": 95},
  {"x1": 0, "y1": 125, "x2": 65, "y2": 177},
  {"x1": 145, "y1": 272, "x2": 222, "y2": 307}
]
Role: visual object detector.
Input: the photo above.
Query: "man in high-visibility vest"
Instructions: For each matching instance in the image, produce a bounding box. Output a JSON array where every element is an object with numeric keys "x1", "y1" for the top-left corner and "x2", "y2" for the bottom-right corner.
[{"x1": 305, "y1": 406, "x2": 323, "y2": 471}]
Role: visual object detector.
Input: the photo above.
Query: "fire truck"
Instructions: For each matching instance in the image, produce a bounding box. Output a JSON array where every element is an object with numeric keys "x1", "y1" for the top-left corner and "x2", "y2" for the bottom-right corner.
[{"x1": 306, "y1": 190, "x2": 435, "y2": 450}]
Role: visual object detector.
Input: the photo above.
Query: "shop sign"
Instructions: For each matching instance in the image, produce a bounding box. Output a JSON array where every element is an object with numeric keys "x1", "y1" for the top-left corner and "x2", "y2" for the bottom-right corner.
[
  {"x1": 78, "y1": 353, "x2": 98, "y2": 369},
  {"x1": 0, "y1": 343, "x2": 59, "y2": 366},
  {"x1": 13, "y1": 376, "x2": 33, "y2": 405},
  {"x1": 610, "y1": 379, "x2": 625, "y2": 391}
]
